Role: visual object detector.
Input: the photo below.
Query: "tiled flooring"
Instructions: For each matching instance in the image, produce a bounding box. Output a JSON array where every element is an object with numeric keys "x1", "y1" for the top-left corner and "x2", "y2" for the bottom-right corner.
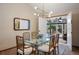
[{"x1": 0, "y1": 46, "x2": 79, "y2": 55}]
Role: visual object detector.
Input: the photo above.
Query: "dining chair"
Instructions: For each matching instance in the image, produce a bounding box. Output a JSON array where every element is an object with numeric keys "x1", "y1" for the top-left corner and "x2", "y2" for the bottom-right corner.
[
  {"x1": 37, "y1": 36, "x2": 55, "y2": 55},
  {"x1": 54, "y1": 34, "x2": 59, "y2": 54},
  {"x1": 31, "y1": 32, "x2": 38, "y2": 39},
  {"x1": 16, "y1": 36, "x2": 33, "y2": 55},
  {"x1": 23, "y1": 32, "x2": 30, "y2": 40},
  {"x1": 23, "y1": 32, "x2": 38, "y2": 54}
]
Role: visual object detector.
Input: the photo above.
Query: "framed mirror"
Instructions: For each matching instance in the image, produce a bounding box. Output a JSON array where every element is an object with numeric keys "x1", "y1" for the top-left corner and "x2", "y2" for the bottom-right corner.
[{"x1": 14, "y1": 17, "x2": 30, "y2": 30}]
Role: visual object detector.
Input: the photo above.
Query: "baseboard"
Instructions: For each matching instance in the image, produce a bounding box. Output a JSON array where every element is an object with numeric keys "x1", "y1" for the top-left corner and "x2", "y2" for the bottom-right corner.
[
  {"x1": 72, "y1": 45, "x2": 79, "y2": 48},
  {"x1": 0, "y1": 46, "x2": 16, "y2": 52}
]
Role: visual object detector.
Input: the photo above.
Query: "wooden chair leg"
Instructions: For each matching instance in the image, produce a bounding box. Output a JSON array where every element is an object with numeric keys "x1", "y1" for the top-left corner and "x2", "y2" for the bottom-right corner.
[
  {"x1": 45, "y1": 52, "x2": 48, "y2": 55},
  {"x1": 57, "y1": 46, "x2": 59, "y2": 55},
  {"x1": 32, "y1": 48, "x2": 36, "y2": 55},
  {"x1": 36, "y1": 50, "x2": 39, "y2": 55},
  {"x1": 48, "y1": 52, "x2": 50, "y2": 55},
  {"x1": 17, "y1": 52, "x2": 19, "y2": 55},
  {"x1": 52, "y1": 50, "x2": 54, "y2": 55},
  {"x1": 54, "y1": 47, "x2": 56, "y2": 55},
  {"x1": 17, "y1": 52, "x2": 22, "y2": 55}
]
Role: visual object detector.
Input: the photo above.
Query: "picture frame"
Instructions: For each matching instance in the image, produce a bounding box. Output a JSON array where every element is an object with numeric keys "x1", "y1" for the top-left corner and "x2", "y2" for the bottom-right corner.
[{"x1": 14, "y1": 17, "x2": 30, "y2": 30}]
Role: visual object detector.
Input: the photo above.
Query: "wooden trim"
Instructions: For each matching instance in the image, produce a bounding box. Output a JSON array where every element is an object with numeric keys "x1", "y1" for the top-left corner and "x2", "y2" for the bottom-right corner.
[
  {"x1": 46, "y1": 14, "x2": 67, "y2": 18},
  {"x1": 72, "y1": 45, "x2": 79, "y2": 48},
  {"x1": 0, "y1": 46, "x2": 16, "y2": 52}
]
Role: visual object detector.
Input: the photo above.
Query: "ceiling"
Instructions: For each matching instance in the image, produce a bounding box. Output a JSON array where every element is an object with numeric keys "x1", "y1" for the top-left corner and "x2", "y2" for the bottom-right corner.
[{"x1": 28, "y1": 3, "x2": 79, "y2": 17}]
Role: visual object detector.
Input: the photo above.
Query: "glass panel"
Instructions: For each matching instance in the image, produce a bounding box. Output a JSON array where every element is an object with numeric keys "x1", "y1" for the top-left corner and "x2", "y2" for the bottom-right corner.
[{"x1": 57, "y1": 24, "x2": 63, "y2": 34}]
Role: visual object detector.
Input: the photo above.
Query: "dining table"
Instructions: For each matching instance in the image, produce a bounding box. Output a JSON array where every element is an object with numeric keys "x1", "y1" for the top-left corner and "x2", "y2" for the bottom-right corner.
[
  {"x1": 24, "y1": 36, "x2": 51, "y2": 54},
  {"x1": 24, "y1": 34, "x2": 69, "y2": 55}
]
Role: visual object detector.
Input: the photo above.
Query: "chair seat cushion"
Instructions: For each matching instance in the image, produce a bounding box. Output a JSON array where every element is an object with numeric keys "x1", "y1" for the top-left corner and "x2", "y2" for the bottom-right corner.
[
  {"x1": 38, "y1": 44, "x2": 54, "y2": 52},
  {"x1": 18, "y1": 47, "x2": 32, "y2": 55},
  {"x1": 55, "y1": 44, "x2": 58, "y2": 47},
  {"x1": 24, "y1": 45, "x2": 31, "y2": 48}
]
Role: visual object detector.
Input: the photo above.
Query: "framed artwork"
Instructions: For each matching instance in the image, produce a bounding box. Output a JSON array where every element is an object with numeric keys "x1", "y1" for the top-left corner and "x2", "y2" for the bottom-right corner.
[{"x1": 14, "y1": 17, "x2": 30, "y2": 30}]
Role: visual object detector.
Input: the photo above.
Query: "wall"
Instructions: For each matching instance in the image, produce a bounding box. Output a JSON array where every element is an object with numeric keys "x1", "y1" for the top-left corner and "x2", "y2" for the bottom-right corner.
[
  {"x1": 0, "y1": 4, "x2": 38, "y2": 51},
  {"x1": 72, "y1": 13, "x2": 79, "y2": 46},
  {"x1": 0, "y1": 4, "x2": 79, "y2": 51}
]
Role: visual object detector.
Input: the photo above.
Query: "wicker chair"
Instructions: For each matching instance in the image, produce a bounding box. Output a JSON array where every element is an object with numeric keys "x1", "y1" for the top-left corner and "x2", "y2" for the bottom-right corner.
[
  {"x1": 16, "y1": 36, "x2": 33, "y2": 55},
  {"x1": 37, "y1": 36, "x2": 55, "y2": 55}
]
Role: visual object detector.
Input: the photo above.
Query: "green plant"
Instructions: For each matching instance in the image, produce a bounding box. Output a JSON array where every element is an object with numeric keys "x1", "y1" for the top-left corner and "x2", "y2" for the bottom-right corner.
[{"x1": 47, "y1": 20, "x2": 56, "y2": 31}]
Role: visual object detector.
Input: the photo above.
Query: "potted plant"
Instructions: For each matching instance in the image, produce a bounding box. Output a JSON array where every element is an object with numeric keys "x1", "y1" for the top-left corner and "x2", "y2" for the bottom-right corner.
[{"x1": 47, "y1": 20, "x2": 56, "y2": 35}]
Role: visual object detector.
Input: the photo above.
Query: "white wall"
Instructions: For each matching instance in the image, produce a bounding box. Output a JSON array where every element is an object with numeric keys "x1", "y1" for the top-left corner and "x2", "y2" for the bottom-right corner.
[{"x1": 0, "y1": 4, "x2": 38, "y2": 51}]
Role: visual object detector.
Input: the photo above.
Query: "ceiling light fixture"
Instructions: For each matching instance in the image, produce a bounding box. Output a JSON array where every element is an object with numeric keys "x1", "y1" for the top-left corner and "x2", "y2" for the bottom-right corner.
[
  {"x1": 48, "y1": 11, "x2": 53, "y2": 17},
  {"x1": 48, "y1": 14, "x2": 51, "y2": 17},
  {"x1": 37, "y1": 14, "x2": 39, "y2": 16},
  {"x1": 34, "y1": 6, "x2": 38, "y2": 10},
  {"x1": 33, "y1": 5, "x2": 53, "y2": 17},
  {"x1": 33, "y1": 13, "x2": 37, "y2": 16},
  {"x1": 49, "y1": 11, "x2": 53, "y2": 14}
]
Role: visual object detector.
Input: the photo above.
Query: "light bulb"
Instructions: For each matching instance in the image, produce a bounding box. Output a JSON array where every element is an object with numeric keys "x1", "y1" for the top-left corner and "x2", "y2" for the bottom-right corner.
[
  {"x1": 34, "y1": 6, "x2": 38, "y2": 10},
  {"x1": 37, "y1": 14, "x2": 39, "y2": 16},
  {"x1": 50, "y1": 11, "x2": 53, "y2": 14},
  {"x1": 48, "y1": 13, "x2": 51, "y2": 17},
  {"x1": 33, "y1": 13, "x2": 37, "y2": 16}
]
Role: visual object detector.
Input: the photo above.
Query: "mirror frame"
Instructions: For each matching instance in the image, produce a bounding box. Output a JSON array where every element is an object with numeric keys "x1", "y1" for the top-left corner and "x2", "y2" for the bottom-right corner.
[{"x1": 14, "y1": 17, "x2": 30, "y2": 30}]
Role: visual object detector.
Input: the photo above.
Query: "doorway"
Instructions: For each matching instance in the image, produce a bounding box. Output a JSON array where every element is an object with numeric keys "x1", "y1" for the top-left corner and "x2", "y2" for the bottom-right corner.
[
  {"x1": 38, "y1": 13, "x2": 72, "y2": 52},
  {"x1": 47, "y1": 18, "x2": 67, "y2": 44}
]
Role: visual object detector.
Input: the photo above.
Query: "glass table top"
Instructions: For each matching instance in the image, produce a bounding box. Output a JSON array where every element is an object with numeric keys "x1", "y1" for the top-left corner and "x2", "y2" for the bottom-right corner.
[{"x1": 24, "y1": 37, "x2": 50, "y2": 46}]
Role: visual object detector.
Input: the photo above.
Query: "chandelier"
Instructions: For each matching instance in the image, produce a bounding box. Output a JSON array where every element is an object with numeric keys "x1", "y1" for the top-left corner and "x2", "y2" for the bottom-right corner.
[{"x1": 33, "y1": 4, "x2": 53, "y2": 18}]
